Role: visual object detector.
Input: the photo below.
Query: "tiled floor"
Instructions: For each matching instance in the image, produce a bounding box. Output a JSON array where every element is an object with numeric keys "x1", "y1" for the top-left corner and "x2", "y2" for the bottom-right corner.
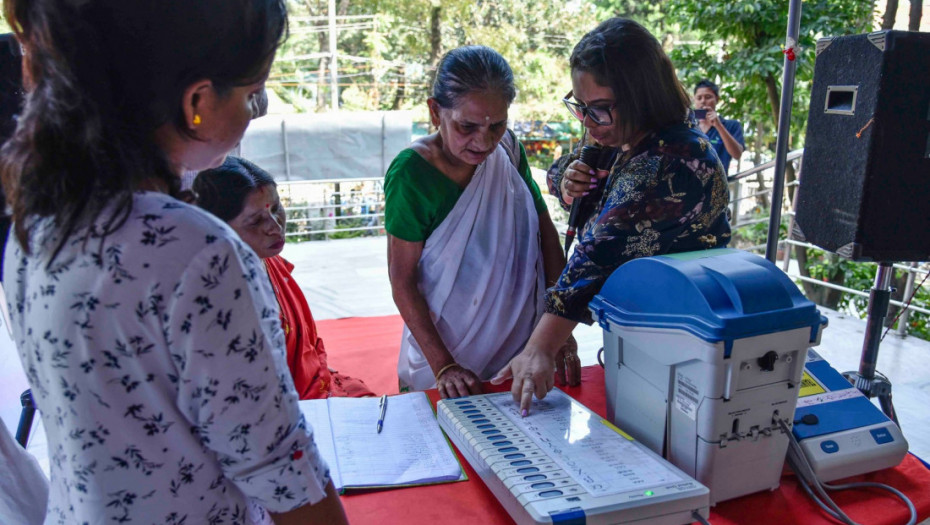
[{"x1": 282, "y1": 237, "x2": 930, "y2": 460}]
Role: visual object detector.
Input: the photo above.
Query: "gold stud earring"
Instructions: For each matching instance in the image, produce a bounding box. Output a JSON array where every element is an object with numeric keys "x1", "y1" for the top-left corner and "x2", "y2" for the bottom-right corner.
[{"x1": 192, "y1": 114, "x2": 202, "y2": 126}]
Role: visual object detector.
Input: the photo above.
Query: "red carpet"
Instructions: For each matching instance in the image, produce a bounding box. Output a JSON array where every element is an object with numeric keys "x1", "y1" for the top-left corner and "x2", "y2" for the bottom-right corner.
[{"x1": 316, "y1": 314, "x2": 404, "y2": 395}]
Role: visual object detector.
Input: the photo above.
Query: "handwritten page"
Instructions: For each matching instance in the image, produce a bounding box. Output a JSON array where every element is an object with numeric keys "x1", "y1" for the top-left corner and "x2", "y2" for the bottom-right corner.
[
  {"x1": 488, "y1": 389, "x2": 683, "y2": 497},
  {"x1": 299, "y1": 392, "x2": 463, "y2": 491}
]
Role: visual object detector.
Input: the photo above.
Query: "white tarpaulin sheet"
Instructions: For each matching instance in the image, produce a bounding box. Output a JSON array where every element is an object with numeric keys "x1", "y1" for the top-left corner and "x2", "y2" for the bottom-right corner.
[{"x1": 240, "y1": 111, "x2": 413, "y2": 182}]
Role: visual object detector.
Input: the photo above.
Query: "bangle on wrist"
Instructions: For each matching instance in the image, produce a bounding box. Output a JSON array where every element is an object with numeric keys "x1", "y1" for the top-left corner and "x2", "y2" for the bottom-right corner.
[{"x1": 435, "y1": 362, "x2": 459, "y2": 382}]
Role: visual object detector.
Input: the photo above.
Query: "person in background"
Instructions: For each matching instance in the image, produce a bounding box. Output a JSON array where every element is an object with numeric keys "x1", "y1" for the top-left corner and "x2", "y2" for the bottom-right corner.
[
  {"x1": 385, "y1": 46, "x2": 579, "y2": 399},
  {"x1": 694, "y1": 78, "x2": 745, "y2": 175},
  {"x1": 0, "y1": 1, "x2": 347, "y2": 523},
  {"x1": 195, "y1": 156, "x2": 374, "y2": 399},
  {"x1": 494, "y1": 18, "x2": 731, "y2": 412}
]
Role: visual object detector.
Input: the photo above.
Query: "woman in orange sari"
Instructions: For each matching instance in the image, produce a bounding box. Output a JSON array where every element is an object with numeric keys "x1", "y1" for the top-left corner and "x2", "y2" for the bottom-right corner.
[{"x1": 194, "y1": 156, "x2": 373, "y2": 399}]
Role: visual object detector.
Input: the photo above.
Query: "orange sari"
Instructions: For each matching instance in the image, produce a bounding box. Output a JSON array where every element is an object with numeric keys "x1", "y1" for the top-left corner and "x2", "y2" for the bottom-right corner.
[{"x1": 265, "y1": 255, "x2": 374, "y2": 399}]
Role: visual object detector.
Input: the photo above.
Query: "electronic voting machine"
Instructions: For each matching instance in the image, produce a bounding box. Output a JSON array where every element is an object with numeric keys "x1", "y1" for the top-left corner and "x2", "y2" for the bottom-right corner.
[
  {"x1": 791, "y1": 349, "x2": 908, "y2": 482},
  {"x1": 437, "y1": 389, "x2": 709, "y2": 525}
]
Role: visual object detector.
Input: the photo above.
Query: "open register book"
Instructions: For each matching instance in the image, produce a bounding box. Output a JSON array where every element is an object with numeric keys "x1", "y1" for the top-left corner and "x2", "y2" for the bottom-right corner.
[{"x1": 299, "y1": 392, "x2": 465, "y2": 492}]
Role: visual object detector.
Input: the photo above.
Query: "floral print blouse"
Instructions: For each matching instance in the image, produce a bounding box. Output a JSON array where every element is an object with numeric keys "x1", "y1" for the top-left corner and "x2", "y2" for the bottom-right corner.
[
  {"x1": 3, "y1": 192, "x2": 329, "y2": 524},
  {"x1": 546, "y1": 120, "x2": 732, "y2": 324}
]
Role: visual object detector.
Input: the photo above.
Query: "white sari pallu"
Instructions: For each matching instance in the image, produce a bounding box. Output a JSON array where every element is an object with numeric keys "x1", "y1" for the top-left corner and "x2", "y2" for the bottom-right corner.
[{"x1": 398, "y1": 143, "x2": 545, "y2": 390}]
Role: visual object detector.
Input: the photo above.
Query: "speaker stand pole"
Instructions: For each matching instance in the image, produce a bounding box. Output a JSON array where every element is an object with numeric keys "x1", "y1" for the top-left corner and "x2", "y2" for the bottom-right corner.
[
  {"x1": 843, "y1": 261, "x2": 899, "y2": 425},
  {"x1": 764, "y1": 0, "x2": 802, "y2": 263}
]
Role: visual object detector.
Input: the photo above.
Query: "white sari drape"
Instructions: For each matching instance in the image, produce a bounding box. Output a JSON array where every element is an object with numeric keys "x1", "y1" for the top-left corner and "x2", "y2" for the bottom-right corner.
[{"x1": 397, "y1": 146, "x2": 545, "y2": 390}]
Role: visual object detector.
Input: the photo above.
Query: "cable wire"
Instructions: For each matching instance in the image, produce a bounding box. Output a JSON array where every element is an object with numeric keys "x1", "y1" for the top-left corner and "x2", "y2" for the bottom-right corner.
[
  {"x1": 778, "y1": 419, "x2": 917, "y2": 525},
  {"x1": 881, "y1": 268, "x2": 930, "y2": 342}
]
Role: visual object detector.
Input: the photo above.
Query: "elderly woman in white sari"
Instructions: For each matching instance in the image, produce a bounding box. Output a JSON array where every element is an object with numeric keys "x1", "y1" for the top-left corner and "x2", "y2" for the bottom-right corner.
[{"x1": 385, "y1": 46, "x2": 579, "y2": 399}]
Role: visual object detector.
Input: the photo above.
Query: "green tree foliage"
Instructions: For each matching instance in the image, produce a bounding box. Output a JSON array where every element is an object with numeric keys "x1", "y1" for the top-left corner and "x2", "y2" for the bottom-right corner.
[
  {"x1": 667, "y1": 0, "x2": 875, "y2": 155},
  {"x1": 272, "y1": 0, "x2": 597, "y2": 121},
  {"x1": 592, "y1": 0, "x2": 683, "y2": 48}
]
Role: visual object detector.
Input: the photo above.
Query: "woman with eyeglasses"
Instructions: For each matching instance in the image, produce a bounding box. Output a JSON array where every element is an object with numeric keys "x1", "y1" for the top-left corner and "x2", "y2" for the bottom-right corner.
[
  {"x1": 492, "y1": 18, "x2": 731, "y2": 413},
  {"x1": 384, "y1": 46, "x2": 580, "y2": 399}
]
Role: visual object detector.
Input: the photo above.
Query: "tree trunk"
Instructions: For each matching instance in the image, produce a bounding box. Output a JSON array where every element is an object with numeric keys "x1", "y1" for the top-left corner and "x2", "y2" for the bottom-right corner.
[
  {"x1": 427, "y1": 4, "x2": 442, "y2": 132},
  {"x1": 909, "y1": 0, "x2": 923, "y2": 31},
  {"x1": 882, "y1": 0, "x2": 900, "y2": 29},
  {"x1": 886, "y1": 271, "x2": 908, "y2": 328},
  {"x1": 300, "y1": 1, "x2": 330, "y2": 111},
  {"x1": 391, "y1": 64, "x2": 406, "y2": 110},
  {"x1": 764, "y1": 74, "x2": 780, "y2": 129},
  {"x1": 428, "y1": 5, "x2": 442, "y2": 75},
  {"x1": 317, "y1": 56, "x2": 329, "y2": 111},
  {"x1": 753, "y1": 120, "x2": 770, "y2": 210},
  {"x1": 317, "y1": 18, "x2": 329, "y2": 111},
  {"x1": 763, "y1": 73, "x2": 798, "y2": 200}
]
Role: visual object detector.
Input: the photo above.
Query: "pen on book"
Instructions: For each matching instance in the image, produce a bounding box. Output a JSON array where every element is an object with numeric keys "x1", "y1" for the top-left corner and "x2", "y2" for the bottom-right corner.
[{"x1": 377, "y1": 394, "x2": 388, "y2": 433}]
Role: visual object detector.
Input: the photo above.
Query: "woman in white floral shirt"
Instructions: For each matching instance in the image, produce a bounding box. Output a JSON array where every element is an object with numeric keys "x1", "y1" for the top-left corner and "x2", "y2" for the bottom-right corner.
[{"x1": 0, "y1": 1, "x2": 347, "y2": 524}]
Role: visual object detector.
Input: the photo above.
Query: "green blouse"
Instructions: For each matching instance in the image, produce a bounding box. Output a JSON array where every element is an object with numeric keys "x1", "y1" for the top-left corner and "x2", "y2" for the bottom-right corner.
[{"x1": 384, "y1": 145, "x2": 547, "y2": 242}]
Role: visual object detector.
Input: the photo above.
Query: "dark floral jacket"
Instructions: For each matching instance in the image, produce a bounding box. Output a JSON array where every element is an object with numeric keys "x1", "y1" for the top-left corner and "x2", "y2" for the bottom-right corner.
[{"x1": 545, "y1": 120, "x2": 732, "y2": 324}]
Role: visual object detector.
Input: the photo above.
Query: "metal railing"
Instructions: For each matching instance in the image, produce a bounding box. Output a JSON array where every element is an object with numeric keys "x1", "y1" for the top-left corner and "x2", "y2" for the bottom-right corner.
[
  {"x1": 279, "y1": 178, "x2": 385, "y2": 238},
  {"x1": 277, "y1": 149, "x2": 928, "y2": 337}
]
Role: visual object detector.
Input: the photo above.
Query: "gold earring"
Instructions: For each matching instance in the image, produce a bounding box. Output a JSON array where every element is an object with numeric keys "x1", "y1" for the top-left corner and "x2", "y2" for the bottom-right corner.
[{"x1": 192, "y1": 114, "x2": 202, "y2": 126}]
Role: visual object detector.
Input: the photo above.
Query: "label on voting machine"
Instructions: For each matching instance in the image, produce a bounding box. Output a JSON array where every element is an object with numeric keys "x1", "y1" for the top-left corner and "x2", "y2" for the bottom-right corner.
[{"x1": 299, "y1": 391, "x2": 465, "y2": 491}]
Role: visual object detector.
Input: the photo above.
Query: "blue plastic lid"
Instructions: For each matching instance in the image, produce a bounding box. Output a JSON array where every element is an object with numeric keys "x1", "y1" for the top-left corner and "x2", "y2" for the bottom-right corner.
[{"x1": 589, "y1": 249, "x2": 824, "y2": 348}]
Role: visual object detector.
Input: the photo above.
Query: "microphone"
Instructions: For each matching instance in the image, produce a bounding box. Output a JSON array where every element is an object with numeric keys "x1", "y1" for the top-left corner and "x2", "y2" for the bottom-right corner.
[{"x1": 563, "y1": 145, "x2": 603, "y2": 257}]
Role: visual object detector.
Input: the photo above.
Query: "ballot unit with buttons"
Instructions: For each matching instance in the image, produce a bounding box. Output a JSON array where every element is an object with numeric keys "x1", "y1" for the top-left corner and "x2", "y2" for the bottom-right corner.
[{"x1": 437, "y1": 389, "x2": 709, "y2": 525}]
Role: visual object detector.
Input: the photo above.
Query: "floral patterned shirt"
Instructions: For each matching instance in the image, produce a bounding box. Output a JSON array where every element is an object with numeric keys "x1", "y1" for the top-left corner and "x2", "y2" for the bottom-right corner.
[
  {"x1": 3, "y1": 192, "x2": 329, "y2": 524},
  {"x1": 546, "y1": 121, "x2": 732, "y2": 324}
]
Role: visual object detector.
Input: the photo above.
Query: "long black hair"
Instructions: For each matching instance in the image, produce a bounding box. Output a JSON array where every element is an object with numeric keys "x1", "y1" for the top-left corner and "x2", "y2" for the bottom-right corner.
[
  {"x1": 431, "y1": 46, "x2": 516, "y2": 108},
  {"x1": 0, "y1": 0, "x2": 288, "y2": 259},
  {"x1": 193, "y1": 156, "x2": 276, "y2": 223},
  {"x1": 570, "y1": 18, "x2": 690, "y2": 143}
]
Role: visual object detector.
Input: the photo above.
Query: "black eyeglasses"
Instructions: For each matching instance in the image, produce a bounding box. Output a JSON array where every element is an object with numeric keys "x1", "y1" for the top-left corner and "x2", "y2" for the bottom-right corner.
[{"x1": 562, "y1": 90, "x2": 616, "y2": 126}]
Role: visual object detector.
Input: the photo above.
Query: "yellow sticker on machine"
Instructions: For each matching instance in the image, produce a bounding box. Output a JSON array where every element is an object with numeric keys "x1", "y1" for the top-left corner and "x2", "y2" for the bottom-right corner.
[{"x1": 799, "y1": 370, "x2": 826, "y2": 397}]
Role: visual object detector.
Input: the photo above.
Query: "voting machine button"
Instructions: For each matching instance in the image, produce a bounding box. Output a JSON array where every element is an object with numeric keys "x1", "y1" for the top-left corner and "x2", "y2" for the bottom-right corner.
[
  {"x1": 820, "y1": 440, "x2": 839, "y2": 454},
  {"x1": 869, "y1": 428, "x2": 895, "y2": 445},
  {"x1": 499, "y1": 461, "x2": 560, "y2": 480}
]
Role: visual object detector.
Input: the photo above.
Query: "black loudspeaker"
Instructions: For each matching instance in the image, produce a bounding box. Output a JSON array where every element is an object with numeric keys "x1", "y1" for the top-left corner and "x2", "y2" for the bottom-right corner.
[{"x1": 795, "y1": 30, "x2": 930, "y2": 262}]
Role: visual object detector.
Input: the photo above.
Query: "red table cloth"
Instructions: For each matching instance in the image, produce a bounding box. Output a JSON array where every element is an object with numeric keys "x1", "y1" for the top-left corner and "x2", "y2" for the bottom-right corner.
[{"x1": 318, "y1": 315, "x2": 930, "y2": 525}]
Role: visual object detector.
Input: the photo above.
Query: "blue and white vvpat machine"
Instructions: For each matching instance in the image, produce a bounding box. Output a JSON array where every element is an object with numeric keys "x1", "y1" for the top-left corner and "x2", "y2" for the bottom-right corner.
[{"x1": 590, "y1": 249, "x2": 827, "y2": 504}]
